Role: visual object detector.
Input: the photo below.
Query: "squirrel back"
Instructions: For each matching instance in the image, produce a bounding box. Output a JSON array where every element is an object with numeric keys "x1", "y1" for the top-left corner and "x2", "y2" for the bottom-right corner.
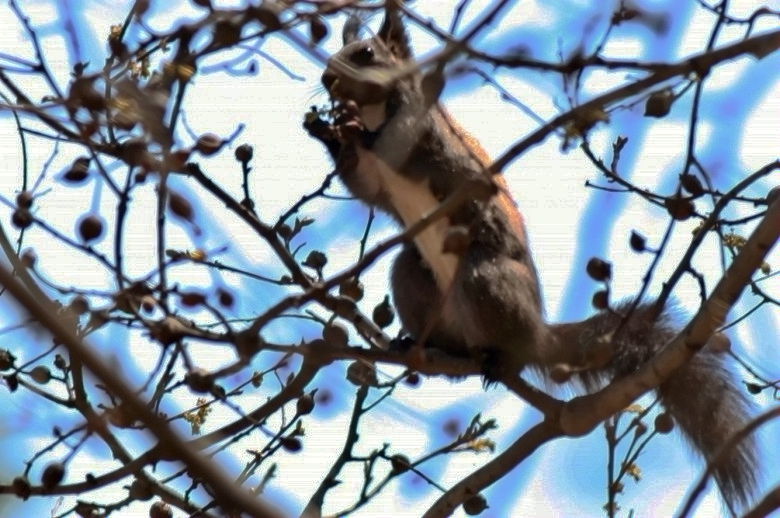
[{"x1": 303, "y1": 4, "x2": 757, "y2": 507}]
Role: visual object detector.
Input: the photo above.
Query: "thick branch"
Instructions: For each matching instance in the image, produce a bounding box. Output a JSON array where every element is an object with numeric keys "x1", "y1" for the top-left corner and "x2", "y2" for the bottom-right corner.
[
  {"x1": 490, "y1": 28, "x2": 780, "y2": 172},
  {"x1": 0, "y1": 262, "x2": 287, "y2": 518}
]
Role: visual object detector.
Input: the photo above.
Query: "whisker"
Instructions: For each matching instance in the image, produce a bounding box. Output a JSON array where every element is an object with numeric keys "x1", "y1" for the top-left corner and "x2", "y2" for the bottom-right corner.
[{"x1": 306, "y1": 85, "x2": 329, "y2": 103}]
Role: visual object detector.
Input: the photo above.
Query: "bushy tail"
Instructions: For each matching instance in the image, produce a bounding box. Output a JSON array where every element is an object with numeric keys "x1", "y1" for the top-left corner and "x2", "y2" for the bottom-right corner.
[{"x1": 550, "y1": 303, "x2": 757, "y2": 505}]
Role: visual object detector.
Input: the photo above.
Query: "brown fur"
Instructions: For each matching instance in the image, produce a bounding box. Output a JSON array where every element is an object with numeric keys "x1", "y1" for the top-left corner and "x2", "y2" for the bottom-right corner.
[{"x1": 303, "y1": 6, "x2": 758, "y2": 506}]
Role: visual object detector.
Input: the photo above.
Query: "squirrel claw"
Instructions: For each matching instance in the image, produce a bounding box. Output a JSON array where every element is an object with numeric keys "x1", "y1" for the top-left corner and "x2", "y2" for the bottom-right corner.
[{"x1": 479, "y1": 348, "x2": 512, "y2": 386}]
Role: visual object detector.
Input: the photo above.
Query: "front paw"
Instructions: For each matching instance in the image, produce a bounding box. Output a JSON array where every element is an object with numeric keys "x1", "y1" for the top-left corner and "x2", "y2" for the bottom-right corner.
[
  {"x1": 333, "y1": 100, "x2": 367, "y2": 143},
  {"x1": 304, "y1": 102, "x2": 377, "y2": 170},
  {"x1": 303, "y1": 106, "x2": 338, "y2": 143}
]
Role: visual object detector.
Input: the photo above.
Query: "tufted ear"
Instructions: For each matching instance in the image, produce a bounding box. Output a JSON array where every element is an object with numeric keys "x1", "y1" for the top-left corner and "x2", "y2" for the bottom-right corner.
[
  {"x1": 342, "y1": 14, "x2": 361, "y2": 45},
  {"x1": 377, "y1": 0, "x2": 412, "y2": 59}
]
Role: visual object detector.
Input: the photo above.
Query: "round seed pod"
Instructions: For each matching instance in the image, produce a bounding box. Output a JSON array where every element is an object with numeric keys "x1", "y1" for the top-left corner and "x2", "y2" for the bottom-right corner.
[
  {"x1": 195, "y1": 133, "x2": 223, "y2": 156},
  {"x1": 78, "y1": 214, "x2": 104, "y2": 242},
  {"x1": 586, "y1": 257, "x2": 611, "y2": 282},
  {"x1": 41, "y1": 462, "x2": 66, "y2": 489},
  {"x1": 463, "y1": 494, "x2": 488, "y2": 515}
]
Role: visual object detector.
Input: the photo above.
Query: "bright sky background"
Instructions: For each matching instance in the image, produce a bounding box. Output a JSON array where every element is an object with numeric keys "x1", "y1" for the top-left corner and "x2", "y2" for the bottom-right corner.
[{"x1": 0, "y1": 1, "x2": 778, "y2": 517}]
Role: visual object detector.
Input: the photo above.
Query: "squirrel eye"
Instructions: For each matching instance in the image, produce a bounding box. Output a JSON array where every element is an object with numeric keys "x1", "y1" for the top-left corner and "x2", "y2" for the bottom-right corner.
[{"x1": 350, "y1": 46, "x2": 375, "y2": 66}]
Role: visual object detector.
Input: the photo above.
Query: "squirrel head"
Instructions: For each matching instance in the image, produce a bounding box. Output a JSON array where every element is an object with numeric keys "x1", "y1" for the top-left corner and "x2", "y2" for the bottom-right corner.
[{"x1": 321, "y1": 3, "x2": 418, "y2": 130}]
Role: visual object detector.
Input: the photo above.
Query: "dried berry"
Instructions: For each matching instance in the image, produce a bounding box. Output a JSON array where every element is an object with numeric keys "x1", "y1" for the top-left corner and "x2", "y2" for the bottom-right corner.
[
  {"x1": 16, "y1": 191, "x2": 34, "y2": 209},
  {"x1": 168, "y1": 191, "x2": 194, "y2": 221},
  {"x1": 549, "y1": 363, "x2": 573, "y2": 384},
  {"x1": 141, "y1": 295, "x2": 156, "y2": 313},
  {"x1": 5, "y1": 373, "x2": 19, "y2": 391},
  {"x1": 277, "y1": 223, "x2": 293, "y2": 241},
  {"x1": 234, "y1": 144, "x2": 253, "y2": 163},
  {"x1": 665, "y1": 196, "x2": 695, "y2": 221},
  {"x1": 586, "y1": 258, "x2": 611, "y2": 282},
  {"x1": 41, "y1": 462, "x2": 66, "y2": 489},
  {"x1": 629, "y1": 231, "x2": 646, "y2": 252},
  {"x1": 323, "y1": 322, "x2": 348, "y2": 347},
  {"x1": 346, "y1": 360, "x2": 378, "y2": 387},
  {"x1": 21, "y1": 248, "x2": 37, "y2": 268},
  {"x1": 681, "y1": 173, "x2": 704, "y2": 197},
  {"x1": 119, "y1": 138, "x2": 149, "y2": 167},
  {"x1": 296, "y1": 393, "x2": 315, "y2": 415},
  {"x1": 592, "y1": 290, "x2": 609, "y2": 310},
  {"x1": 149, "y1": 501, "x2": 173, "y2": 518},
  {"x1": 185, "y1": 368, "x2": 213, "y2": 394},
  {"x1": 74, "y1": 501, "x2": 101, "y2": 518},
  {"x1": 168, "y1": 149, "x2": 191, "y2": 171},
  {"x1": 179, "y1": 291, "x2": 206, "y2": 307},
  {"x1": 303, "y1": 250, "x2": 327, "y2": 271},
  {"x1": 78, "y1": 214, "x2": 104, "y2": 242},
  {"x1": 644, "y1": 89, "x2": 674, "y2": 118},
  {"x1": 404, "y1": 372, "x2": 420, "y2": 387},
  {"x1": 54, "y1": 354, "x2": 67, "y2": 370},
  {"x1": 280, "y1": 436, "x2": 302, "y2": 452},
  {"x1": 64, "y1": 157, "x2": 90, "y2": 183},
  {"x1": 129, "y1": 478, "x2": 154, "y2": 501},
  {"x1": 0, "y1": 349, "x2": 17, "y2": 371},
  {"x1": 12, "y1": 476, "x2": 31, "y2": 500},
  {"x1": 30, "y1": 365, "x2": 52, "y2": 384},
  {"x1": 339, "y1": 277, "x2": 364, "y2": 301},
  {"x1": 195, "y1": 133, "x2": 223, "y2": 156},
  {"x1": 217, "y1": 289, "x2": 234, "y2": 308},
  {"x1": 69, "y1": 295, "x2": 90, "y2": 315},
  {"x1": 372, "y1": 295, "x2": 395, "y2": 328},
  {"x1": 463, "y1": 494, "x2": 488, "y2": 515},
  {"x1": 251, "y1": 371, "x2": 263, "y2": 388},
  {"x1": 11, "y1": 208, "x2": 33, "y2": 229},
  {"x1": 390, "y1": 454, "x2": 411, "y2": 474}
]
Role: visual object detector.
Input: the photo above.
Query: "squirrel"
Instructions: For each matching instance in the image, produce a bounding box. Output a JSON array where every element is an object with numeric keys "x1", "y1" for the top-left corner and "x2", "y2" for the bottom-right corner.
[{"x1": 303, "y1": 3, "x2": 757, "y2": 507}]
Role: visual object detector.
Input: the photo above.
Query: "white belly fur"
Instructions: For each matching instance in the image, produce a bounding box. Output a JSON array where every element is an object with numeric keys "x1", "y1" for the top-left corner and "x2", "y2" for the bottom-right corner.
[
  {"x1": 354, "y1": 146, "x2": 458, "y2": 291},
  {"x1": 359, "y1": 102, "x2": 387, "y2": 132}
]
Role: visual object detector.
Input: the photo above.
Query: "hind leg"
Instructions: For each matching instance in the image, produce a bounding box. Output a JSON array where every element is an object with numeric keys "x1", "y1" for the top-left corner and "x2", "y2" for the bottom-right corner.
[
  {"x1": 391, "y1": 245, "x2": 470, "y2": 355},
  {"x1": 449, "y1": 252, "x2": 548, "y2": 373}
]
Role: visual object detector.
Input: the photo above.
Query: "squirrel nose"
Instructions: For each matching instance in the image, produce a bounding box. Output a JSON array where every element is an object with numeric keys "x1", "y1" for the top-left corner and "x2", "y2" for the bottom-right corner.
[{"x1": 322, "y1": 70, "x2": 337, "y2": 92}]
